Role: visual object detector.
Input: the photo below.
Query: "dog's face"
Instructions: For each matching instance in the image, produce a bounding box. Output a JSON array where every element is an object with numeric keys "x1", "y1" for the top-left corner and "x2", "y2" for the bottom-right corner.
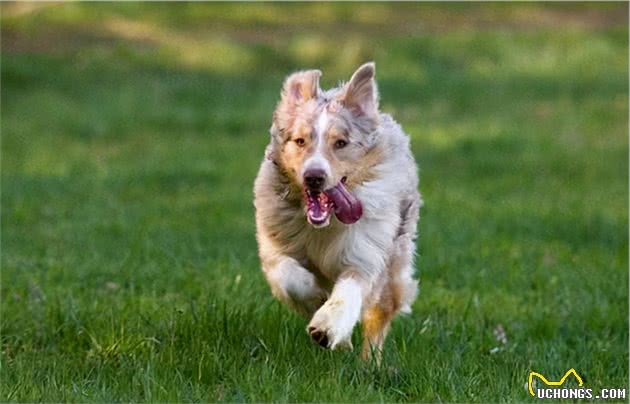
[{"x1": 270, "y1": 63, "x2": 380, "y2": 227}]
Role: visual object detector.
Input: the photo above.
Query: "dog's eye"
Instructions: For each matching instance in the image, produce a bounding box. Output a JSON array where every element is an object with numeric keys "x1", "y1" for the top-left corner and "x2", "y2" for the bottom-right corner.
[
  {"x1": 335, "y1": 139, "x2": 348, "y2": 149},
  {"x1": 295, "y1": 138, "x2": 306, "y2": 147}
]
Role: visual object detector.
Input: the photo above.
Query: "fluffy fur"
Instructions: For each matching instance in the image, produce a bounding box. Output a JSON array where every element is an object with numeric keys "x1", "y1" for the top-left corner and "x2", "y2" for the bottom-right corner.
[{"x1": 254, "y1": 62, "x2": 422, "y2": 360}]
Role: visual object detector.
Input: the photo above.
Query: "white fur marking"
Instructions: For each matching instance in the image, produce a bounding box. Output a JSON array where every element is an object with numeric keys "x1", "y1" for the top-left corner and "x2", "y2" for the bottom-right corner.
[
  {"x1": 315, "y1": 110, "x2": 329, "y2": 138},
  {"x1": 270, "y1": 258, "x2": 318, "y2": 300},
  {"x1": 301, "y1": 110, "x2": 332, "y2": 180},
  {"x1": 330, "y1": 277, "x2": 363, "y2": 332},
  {"x1": 266, "y1": 257, "x2": 327, "y2": 316}
]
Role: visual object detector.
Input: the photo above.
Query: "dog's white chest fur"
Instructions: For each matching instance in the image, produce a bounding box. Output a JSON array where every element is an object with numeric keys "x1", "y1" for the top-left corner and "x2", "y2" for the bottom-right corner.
[{"x1": 302, "y1": 226, "x2": 346, "y2": 280}]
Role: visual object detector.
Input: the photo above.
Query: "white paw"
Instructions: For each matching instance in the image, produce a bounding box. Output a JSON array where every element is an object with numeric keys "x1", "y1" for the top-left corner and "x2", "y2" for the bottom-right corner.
[{"x1": 306, "y1": 298, "x2": 357, "y2": 350}]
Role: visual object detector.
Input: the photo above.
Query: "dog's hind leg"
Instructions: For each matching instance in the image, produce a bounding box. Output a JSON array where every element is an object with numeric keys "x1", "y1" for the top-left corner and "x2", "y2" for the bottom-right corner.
[
  {"x1": 362, "y1": 232, "x2": 418, "y2": 363},
  {"x1": 361, "y1": 303, "x2": 394, "y2": 363}
]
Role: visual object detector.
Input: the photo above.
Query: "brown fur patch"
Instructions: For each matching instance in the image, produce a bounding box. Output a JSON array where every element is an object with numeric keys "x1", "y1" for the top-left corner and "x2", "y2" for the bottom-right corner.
[
  {"x1": 362, "y1": 306, "x2": 390, "y2": 338},
  {"x1": 361, "y1": 305, "x2": 394, "y2": 362}
]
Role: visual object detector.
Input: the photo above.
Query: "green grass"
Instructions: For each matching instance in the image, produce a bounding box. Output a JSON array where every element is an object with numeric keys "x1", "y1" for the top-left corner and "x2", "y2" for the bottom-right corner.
[{"x1": 1, "y1": 3, "x2": 628, "y2": 402}]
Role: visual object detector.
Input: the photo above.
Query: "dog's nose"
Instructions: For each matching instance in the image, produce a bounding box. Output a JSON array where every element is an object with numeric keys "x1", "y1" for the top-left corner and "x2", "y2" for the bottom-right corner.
[{"x1": 304, "y1": 169, "x2": 326, "y2": 190}]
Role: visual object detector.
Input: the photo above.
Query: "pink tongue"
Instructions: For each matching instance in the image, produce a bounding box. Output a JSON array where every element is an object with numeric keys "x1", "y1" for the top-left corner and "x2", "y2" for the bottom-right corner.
[{"x1": 324, "y1": 182, "x2": 363, "y2": 224}]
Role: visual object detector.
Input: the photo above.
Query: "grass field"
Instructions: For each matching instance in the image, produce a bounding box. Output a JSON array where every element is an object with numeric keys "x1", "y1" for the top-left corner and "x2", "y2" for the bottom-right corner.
[{"x1": 1, "y1": 3, "x2": 628, "y2": 402}]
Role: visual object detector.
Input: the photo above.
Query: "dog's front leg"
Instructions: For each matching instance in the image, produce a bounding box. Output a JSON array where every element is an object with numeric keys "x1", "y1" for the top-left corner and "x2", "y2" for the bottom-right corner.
[
  {"x1": 263, "y1": 256, "x2": 328, "y2": 318},
  {"x1": 307, "y1": 272, "x2": 366, "y2": 350}
]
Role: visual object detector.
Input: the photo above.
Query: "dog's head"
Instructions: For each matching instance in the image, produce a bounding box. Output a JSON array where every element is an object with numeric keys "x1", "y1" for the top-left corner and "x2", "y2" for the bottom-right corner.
[{"x1": 270, "y1": 62, "x2": 381, "y2": 228}]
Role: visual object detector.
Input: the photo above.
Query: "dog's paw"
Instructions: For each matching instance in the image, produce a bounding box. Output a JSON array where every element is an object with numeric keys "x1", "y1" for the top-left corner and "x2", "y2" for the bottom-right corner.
[
  {"x1": 308, "y1": 325, "x2": 353, "y2": 350},
  {"x1": 306, "y1": 301, "x2": 355, "y2": 350}
]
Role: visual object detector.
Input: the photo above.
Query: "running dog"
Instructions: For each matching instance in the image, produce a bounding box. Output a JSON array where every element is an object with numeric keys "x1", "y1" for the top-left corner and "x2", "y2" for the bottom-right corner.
[{"x1": 254, "y1": 62, "x2": 421, "y2": 360}]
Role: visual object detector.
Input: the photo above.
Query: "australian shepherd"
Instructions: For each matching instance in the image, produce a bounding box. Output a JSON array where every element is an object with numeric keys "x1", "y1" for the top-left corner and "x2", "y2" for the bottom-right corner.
[{"x1": 254, "y1": 62, "x2": 422, "y2": 360}]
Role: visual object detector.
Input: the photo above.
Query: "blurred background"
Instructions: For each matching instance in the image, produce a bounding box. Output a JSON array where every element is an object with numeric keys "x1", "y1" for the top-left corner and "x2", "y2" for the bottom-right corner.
[{"x1": 1, "y1": 3, "x2": 628, "y2": 402}]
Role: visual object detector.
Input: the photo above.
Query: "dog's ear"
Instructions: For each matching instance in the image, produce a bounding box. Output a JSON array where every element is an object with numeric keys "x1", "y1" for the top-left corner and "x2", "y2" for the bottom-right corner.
[
  {"x1": 280, "y1": 69, "x2": 321, "y2": 105},
  {"x1": 341, "y1": 62, "x2": 379, "y2": 119},
  {"x1": 272, "y1": 70, "x2": 321, "y2": 139}
]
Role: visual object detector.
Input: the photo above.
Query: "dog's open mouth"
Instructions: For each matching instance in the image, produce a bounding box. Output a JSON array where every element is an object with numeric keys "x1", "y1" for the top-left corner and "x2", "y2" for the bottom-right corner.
[{"x1": 305, "y1": 178, "x2": 363, "y2": 227}]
